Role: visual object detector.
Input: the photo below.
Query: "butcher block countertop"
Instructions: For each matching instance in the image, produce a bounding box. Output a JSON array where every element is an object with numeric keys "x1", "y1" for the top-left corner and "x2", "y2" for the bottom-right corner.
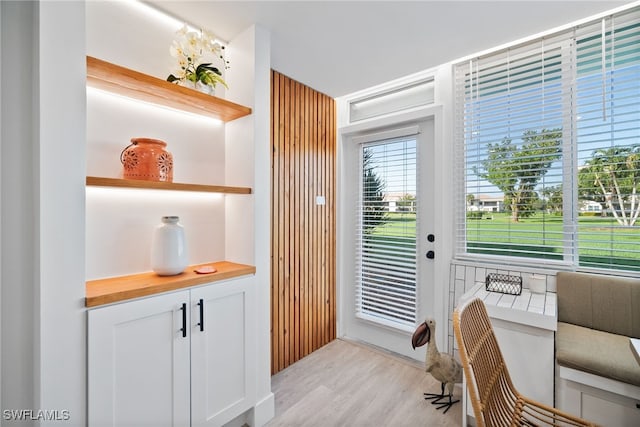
[{"x1": 86, "y1": 261, "x2": 256, "y2": 307}]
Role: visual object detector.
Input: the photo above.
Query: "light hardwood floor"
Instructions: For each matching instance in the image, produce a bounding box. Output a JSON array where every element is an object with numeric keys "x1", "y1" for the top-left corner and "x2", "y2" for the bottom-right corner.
[{"x1": 267, "y1": 338, "x2": 463, "y2": 426}]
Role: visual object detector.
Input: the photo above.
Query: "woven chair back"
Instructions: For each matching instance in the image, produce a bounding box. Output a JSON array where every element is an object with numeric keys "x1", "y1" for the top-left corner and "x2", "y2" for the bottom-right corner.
[
  {"x1": 453, "y1": 297, "x2": 597, "y2": 427},
  {"x1": 454, "y1": 298, "x2": 519, "y2": 427}
]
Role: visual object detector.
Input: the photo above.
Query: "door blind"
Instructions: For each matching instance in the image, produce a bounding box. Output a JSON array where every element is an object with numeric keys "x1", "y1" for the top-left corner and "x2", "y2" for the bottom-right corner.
[{"x1": 356, "y1": 135, "x2": 417, "y2": 329}]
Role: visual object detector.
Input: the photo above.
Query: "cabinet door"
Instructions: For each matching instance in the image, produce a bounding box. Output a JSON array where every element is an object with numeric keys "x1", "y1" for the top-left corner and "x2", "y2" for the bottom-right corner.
[
  {"x1": 190, "y1": 277, "x2": 256, "y2": 426},
  {"x1": 491, "y1": 318, "x2": 555, "y2": 406},
  {"x1": 88, "y1": 291, "x2": 191, "y2": 427}
]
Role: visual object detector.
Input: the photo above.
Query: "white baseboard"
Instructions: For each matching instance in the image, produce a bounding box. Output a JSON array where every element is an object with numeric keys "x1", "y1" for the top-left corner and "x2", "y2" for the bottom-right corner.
[{"x1": 252, "y1": 392, "x2": 275, "y2": 427}]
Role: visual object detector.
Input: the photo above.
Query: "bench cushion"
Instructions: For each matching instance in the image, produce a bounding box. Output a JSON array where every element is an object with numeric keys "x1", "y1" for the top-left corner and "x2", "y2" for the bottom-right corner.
[
  {"x1": 556, "y1": 322, "x2": 640, "y2": 387},
  {"x1": 556, "y1": 271, "x2": 640, "y2": 338}
]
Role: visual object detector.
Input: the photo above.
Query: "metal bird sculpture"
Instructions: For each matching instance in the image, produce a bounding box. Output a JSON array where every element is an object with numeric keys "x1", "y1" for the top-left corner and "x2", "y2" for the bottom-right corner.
[{"x1": 411, "y1": 318, "x2": 462, "y2": 414}]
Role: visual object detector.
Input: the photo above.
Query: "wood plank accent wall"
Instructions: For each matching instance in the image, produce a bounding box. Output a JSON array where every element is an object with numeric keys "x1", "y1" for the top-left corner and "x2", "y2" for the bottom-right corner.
[{"x1": 271, "y1": 70, "x2": 337, "y2": 374}]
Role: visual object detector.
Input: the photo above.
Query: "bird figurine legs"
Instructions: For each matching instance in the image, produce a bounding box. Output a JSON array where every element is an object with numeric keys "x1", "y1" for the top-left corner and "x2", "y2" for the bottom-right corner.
[
  {"x1": 423, "y1": 382, "x2": 445, "y2": 401},
  {"x1": 424, "y1": 383, "x2": 459, "y2": 414}
]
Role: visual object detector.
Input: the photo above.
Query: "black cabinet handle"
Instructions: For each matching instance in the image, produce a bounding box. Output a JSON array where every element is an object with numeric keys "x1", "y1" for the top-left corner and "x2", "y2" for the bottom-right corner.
[
  {"x1": 426, "y1": 250, "x2": 435, "y2": 259},
  {"x1": 180, "y1": 303, "x2": 187, "y2": 338},
  {"x1": 197, "y1": 299, "x2": 204, "y2": 332}
]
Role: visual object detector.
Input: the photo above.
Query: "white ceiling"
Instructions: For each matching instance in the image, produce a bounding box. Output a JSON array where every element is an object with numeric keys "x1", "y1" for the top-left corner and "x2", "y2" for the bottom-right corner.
[{"x1": 150, "y1": 0, "x2": 632, "y2": 98}]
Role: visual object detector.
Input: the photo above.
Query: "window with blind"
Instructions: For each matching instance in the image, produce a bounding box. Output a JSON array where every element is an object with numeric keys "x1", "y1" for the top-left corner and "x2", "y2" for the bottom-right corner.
[
  {"x1": 356, "y1": 135, "x2": 417, "y2": 329},
  {"x1": 455, "y1": 6, "x2": 640, "y2": 273}
]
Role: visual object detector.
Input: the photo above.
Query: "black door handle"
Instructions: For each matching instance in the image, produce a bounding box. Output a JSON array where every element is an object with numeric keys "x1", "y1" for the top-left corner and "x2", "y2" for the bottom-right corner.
[
  {"x1": 180, "y1": 303, "x2": 187, "y2": 338},
  {"x1": 426, "y1": 250, "x2": 435, "y2": 259},
  {"x1": 197, "y1": 299, "x2": 204, "y2": 332}
]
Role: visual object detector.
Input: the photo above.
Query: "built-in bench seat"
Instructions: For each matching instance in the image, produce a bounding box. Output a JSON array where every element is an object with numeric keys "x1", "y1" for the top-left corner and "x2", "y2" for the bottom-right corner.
[
  {"x1": 557, "y1": 322, "x2": 640, "y2": 386},
  {"x1": 555, "y1": 271, "x2": 640, "y2": 426}
]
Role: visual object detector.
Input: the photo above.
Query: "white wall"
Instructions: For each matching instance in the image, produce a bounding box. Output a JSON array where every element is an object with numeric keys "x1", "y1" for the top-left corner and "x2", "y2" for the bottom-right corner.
[
  {"x1": 86, "y1": 0, "x2": 175, "y2": 83},
  {"x1": 37, "y1": 2, "x2": 87, "y2": 422},
  {"x1": 1, "y1": 1, "x2": 86, "y2": 425},
  {"x1": 1, "y1": 1, "x2": 38, "y2": 418},
  {"x1": 225, "y1": 24, "x2": 275, "y2": 425},
  {"x1": 0, "y1": 0, "x2": 3, "y2": 412}
]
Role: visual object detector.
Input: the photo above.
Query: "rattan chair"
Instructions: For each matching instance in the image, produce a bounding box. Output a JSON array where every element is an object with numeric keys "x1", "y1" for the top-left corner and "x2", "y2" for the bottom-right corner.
[{"x1": 453, "y1": 297, "x2": 597, "y2": 427}]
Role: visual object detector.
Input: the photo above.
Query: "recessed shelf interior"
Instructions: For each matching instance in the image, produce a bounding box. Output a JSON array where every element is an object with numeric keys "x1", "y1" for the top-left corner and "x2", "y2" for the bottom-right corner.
[{"x1": 85, "y1": 58, "x2": 254, "y2": 305}]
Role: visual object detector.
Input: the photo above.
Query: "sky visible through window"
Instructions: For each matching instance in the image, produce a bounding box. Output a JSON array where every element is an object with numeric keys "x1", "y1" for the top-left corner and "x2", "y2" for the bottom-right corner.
[{"x1": 365, "y1": 140, "x2": 418, "y2": 196}]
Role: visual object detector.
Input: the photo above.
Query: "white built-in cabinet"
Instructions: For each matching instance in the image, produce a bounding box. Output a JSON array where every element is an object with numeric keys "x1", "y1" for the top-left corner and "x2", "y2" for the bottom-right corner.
[{"x1": 88, "y1": 276, "x2": 255, "y2": 427}]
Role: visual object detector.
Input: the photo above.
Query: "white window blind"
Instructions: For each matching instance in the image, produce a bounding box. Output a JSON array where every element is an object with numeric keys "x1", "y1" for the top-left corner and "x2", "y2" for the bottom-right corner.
[
  {"x1": 574, "y1": 14, "x2": 640, "y2": 271},
  {"x1": 356, "y1": 134, "x2": 417, "y2": 329},
  {"x1": 455, "y1": 6, "x2": 640, "y2": 273}
]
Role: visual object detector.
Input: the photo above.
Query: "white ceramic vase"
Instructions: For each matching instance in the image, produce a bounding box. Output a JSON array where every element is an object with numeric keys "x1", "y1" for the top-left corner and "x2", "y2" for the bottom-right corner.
[{"x1": 151, "y1": 216, "x2": 188, "y2": 276}]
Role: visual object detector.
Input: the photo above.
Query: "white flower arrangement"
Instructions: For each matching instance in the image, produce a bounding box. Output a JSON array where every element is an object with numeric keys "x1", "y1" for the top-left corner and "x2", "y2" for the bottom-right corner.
[{"x1": 166, "y1": 25, "x2": 229, "y2": 92}]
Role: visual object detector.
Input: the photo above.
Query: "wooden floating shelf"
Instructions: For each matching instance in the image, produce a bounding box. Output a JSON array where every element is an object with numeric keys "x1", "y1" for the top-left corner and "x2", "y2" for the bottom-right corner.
[
  {"x1": 86, "y1": 56, "x2": 252, "y2": 122},
  {"x1": 86, "y1": 261, "x2": 256, "y2": 307},
  {"x1": 86, "y1": 176, "x2": 252, "y2": 194}
]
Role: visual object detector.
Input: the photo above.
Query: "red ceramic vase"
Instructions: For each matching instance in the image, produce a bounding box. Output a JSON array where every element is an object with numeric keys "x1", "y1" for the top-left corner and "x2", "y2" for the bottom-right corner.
[{"x1": 121, "y1": 137, "x2": 173, "y2": 182}]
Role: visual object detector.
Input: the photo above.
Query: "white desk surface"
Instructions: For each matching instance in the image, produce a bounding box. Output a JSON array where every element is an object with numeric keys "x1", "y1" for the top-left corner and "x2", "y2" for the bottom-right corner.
[
  {"x1": 631, "y1": 338, "x2": 640, "y2": 365},
  {"x1": 460, "y1": 283, "x2": 557, "y2": 331}
]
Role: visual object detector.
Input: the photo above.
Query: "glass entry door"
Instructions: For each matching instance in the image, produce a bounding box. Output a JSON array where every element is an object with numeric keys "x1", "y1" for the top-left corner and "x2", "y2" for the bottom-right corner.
[{"x1": 342, "y1": 118, "x2": 434, "y2": 358}]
